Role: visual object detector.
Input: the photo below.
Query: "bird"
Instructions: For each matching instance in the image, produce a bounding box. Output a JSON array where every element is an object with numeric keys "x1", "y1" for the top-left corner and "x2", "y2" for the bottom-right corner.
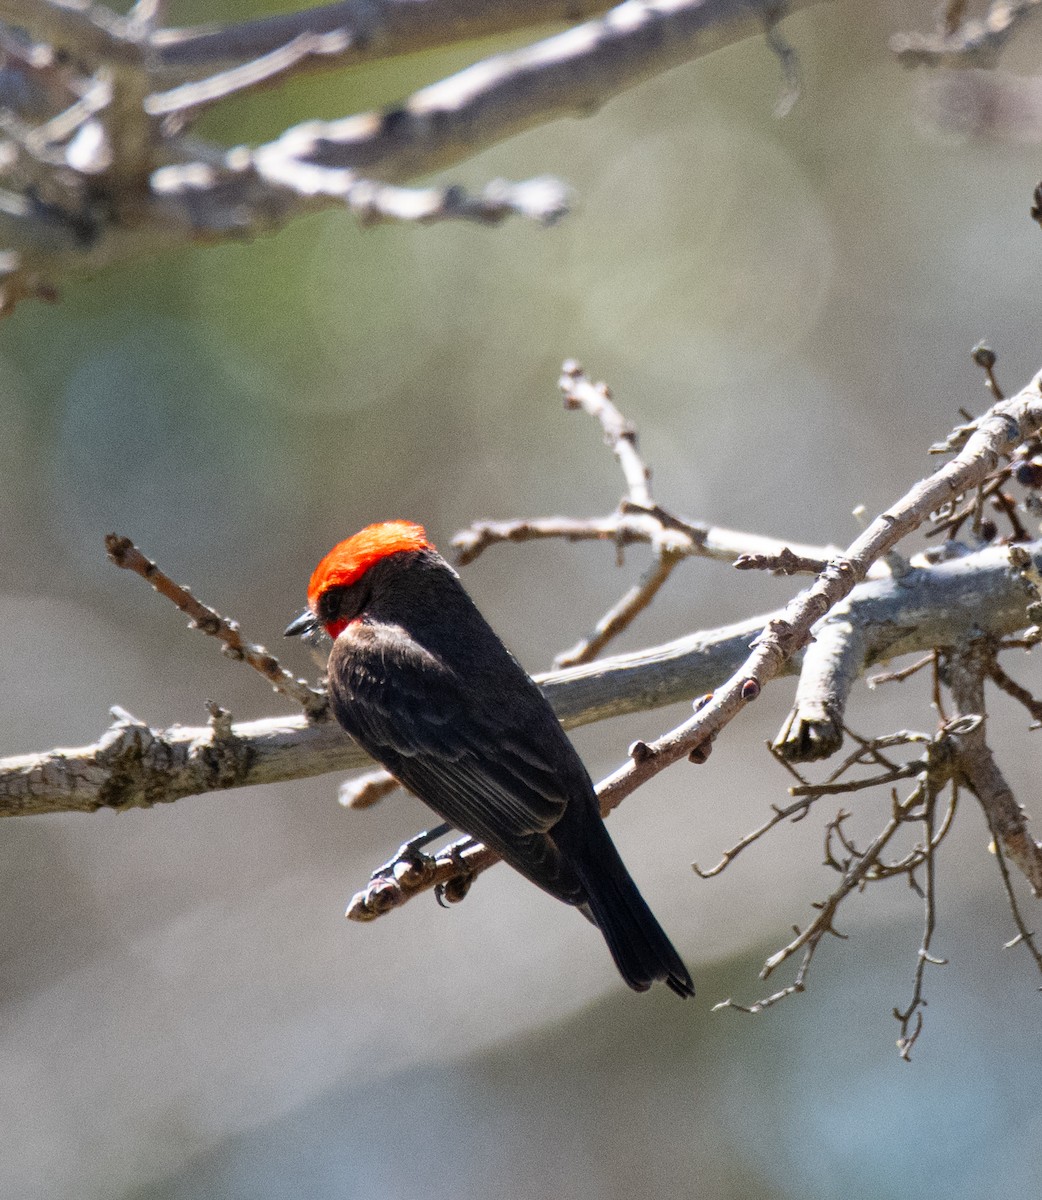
[{"x1": 285, "y1": 520, "x2": 694, "y2": 997}]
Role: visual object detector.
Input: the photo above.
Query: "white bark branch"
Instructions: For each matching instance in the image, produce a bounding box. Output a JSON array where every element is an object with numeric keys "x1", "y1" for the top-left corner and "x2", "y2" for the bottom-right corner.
[
  {"x1": 892, "y1": 0, "x2": 1042, "y2": 68},
  {"x1": 4, "y1": 534, "x2": 1042, "y2": 818},
  {"x1": 150, "y1": 0, "x2": 618, "y2": 83},
  {"x1": 0, "y1": 0, "x2": 824, "y2": 307}
]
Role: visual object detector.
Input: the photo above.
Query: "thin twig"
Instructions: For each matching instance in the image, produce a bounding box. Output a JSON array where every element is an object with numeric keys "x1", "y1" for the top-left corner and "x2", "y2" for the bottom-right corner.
[
  {"x1": 733, "y1": 547, "x2": 829, "y2": 575},
  {"x1": 559, "y1": 359, "x2": 653, "y2": 507},
  {"x1": 554, "y1": 547, "x2": 683, "y2": 667},
  {"x1": 838, "y1": 725, "x2": 926, "y2": 775},
  {"x1": 692, "y1": 795, "x2": 813, "y2": 879},
  {"x1": 105, "y1": 533, "x2": 328, "y2": 720},
  {"x1": 146, "y1": 31, "x2": 353, "y2": 119},
  {"x1": 989, "y1": 661, "x2": 1042, "y2": 724},
  {"x1": 983, "y1": 799, "x2": 1042, "y2": 975},
  {"x1": 546, "y1": 361, "x2": 688, "y2": 664},
  {"x1": 452, "y1": 512, "x2": 839, "y2": 572},
  {"x1": 348, "y1": 371, "x2": 1042, "y2": 916},
  {"x1": 757, "y1": 798, "x2": 903, "y2": 979},
  {"x1": 868, "y1": 653, "x2": 937, "y2": 688},
  {"x1": 712, "y1": 946, "x2": 814, "y2": 1014},
  {"x1": 892, "y1": 0, "x2": 1042, "y2": 67},
  {"x1": 894, "y1": 785, "x2": 948, "y2": 1061},
  {"x1": 787, "y1": 761, "x2": 924, "y2": 798}
]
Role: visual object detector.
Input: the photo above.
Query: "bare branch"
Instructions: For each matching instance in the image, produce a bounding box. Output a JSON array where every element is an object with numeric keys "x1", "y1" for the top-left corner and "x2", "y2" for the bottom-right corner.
[
  {"x1": 549, "y1": 361, "x2": 689, "y2": 663},
  {"x1": 559, "y1": 359, "x2": 654, "y2": 508},
  {"x1": 989, "y1": 660, "x2": 1042, "y2": 725},
  {"x1": 452, "y1": 511, "x2": 840, "y2": 572},
  {"x1": 868, "y1": 653, "x2": 937, "y2": 689},
  {"x1": 0, "y1": 0, "x2": 824, "y2": 305},
  {"x1": 946, "y1": 639, "x2": 1042, "y2": 896},
  {"x1": 773, "y1": 617, "x2": 867, "y2": 762},
  {"x1": 712, "y1": 726, "x2": 961, "y2": 1040},
  {"x1": 733, "y1": 547, "x2": 829, "y2": 575},
  {"x1": 149, "y1": 0, "x2": 617, "y2": 85},
  {"x1": 891, "y1": 0, "x2": 1042, "y2": 67},
  {"x1": 985, "y1": 802, "x2": 1042, "y2": 975},
  {"x1": 786, "y1": 760, "x2": 925, "y2": 798},
  {"x1": 7, "y1": 518, "x2": 1042, "y2": 821},
  {"x1": 460, "y1": 361, "x2": 847, "y2": 667},
  {"x1": 894, "y1": 784, "x2": 949, "y2": 1061},
  {"x1": 338, "y1": 768, "x2": 399, "y2": 809},
  {"x1": 0, "y1": 709, "x2": 361, "y2": 817},
  {"x1": 554, "y1": 547, "x2": 683, "y2": 667},
  {"x1": 587, "y1": 371, "x2": 1042, "y2": 822},
  {"x1": 105, "y1": 533, "x2": 328, "y2": 720},
  {"x1": 243, "y1": 0, "x2": 819, "y2": 183},
  {"x1": 692, "y1": 794, "x2": 812, "y2": 878},
  {"x1": 343, "y1": 369, "x2": 1042, "y2": 916},
  {"x1": 146, "y1": 30, "x2": 355, "y2": 119}
]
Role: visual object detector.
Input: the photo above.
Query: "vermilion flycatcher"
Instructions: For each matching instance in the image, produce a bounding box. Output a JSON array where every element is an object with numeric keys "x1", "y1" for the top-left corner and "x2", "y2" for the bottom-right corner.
[{"x1": 287, "y1": 520, "x2": 693, "y2": 996}]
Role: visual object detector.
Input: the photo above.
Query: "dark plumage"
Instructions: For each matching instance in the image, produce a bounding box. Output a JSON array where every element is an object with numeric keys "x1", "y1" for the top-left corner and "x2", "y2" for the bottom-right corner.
[{"x1": 288, "y1": 521, "x2": 693, "y2": 997}]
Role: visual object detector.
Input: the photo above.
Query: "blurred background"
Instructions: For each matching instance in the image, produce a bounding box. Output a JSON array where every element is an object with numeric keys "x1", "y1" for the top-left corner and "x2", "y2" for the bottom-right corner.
[{"x1": 3, "y1": 1, "x2": 1042, "y2": 1196}]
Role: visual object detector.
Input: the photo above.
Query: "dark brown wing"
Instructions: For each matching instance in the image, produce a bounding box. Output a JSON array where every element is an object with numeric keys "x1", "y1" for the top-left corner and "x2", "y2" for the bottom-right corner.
[{"x1": 329, "y1": 620, "x2": 583, "y2": 900}]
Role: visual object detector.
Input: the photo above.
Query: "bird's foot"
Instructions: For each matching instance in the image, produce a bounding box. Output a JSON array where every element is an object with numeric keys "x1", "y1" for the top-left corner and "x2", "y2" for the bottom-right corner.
[
  {"x1": 369, "y1": 823, "x2": 452, "y2": 887},
  {"x1": 434, "y1": 840, "x2": 477, "y2": 907}
]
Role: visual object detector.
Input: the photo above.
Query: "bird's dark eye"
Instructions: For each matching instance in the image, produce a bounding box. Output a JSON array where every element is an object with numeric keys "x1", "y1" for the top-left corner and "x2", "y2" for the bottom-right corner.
[{"x1": 319, "y1": 582, "x2": 367, "y2": 626}]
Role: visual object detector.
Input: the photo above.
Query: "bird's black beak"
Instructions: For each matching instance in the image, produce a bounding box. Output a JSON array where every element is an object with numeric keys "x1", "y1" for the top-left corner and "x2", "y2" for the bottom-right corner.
[{"x1": 284, "y1": 609, "x2": 319, "y2": 638}]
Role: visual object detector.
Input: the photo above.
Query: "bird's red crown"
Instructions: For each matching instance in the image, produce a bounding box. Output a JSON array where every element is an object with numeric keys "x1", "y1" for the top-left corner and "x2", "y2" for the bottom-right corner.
[{"x1": 307, "y1": 520, "x2": 432, "y2": 611}]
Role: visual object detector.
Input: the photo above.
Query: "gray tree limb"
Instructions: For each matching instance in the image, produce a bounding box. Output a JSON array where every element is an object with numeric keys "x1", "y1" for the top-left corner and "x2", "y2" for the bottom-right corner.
[
  {"x1": 3, "y1": 534, "x2": 1041, "y2": 818},
  {"x1": 0, "y1": 0, "x2": 823, "y2": 308}
]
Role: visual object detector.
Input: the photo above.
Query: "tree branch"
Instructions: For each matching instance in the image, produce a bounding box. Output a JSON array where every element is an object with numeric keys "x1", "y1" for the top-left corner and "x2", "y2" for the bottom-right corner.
[
  {"x1": 5, "y1": 533, "x2": 1042, "y2": 819},
  {"x1": 149, "y1": 0, "x2": 617, "y2": 85},
  {"x1": 0, "y1": 0, "x2": 823, "y2": 307},
  {"x1": 344, "y1": 367, "x2": 1042, "y2": 917},
  {"x1": 105, "y1": 532, "x2": 328, "y2": 720},
  {"x1": 947, "y1": 639, "x2": 1042, "y2": 897},
  {"x1": 892, "y1": 0, "x2": 1042, "y2": 68}
]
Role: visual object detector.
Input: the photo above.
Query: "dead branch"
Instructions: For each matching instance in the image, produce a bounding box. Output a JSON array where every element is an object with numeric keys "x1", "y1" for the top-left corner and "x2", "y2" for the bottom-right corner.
[
  {"x1": 105, "y1": 532, "x2": 328, "y2": 720},
  {"x1": 149, "y1": 0, "x2": 617, "y2": 85},
  {"x1": 946, "y1": 639, "x2": 1042, "y2": 896},
  {"x1": 733, "y1": 547, "x2": 830, "y2": 575},
  {"x1": 707, "y1": 633, "x2": 1041, "y2": 1049},
  {"x1": 988, "y1": 659, "x2": 1042, "y2": 724},
  {"x1": 772, "y1": 616, "x2": 866, "y2": 761},
  {"x1": 692, "y1": 791, "x2": 813, "y2": 879},
  {"x1": 345, "y1": 369, "x2": 1042, "y2": 919},
  {"x1": 986, "y1": 807, "x2": 1042, "y2": 973},
  {"x1": 453, "y1": 512, "x2": 840, "y2": 574},
  {"x1": 713, "y1": 728, "x2": 961, "y2": 1047},
  {"x1": 891, "y1": 0, "x2": 1042, "y2": 68},
  {"x1": 0, "y1": 0, "x2": 822, "y2": 308},
  {"x1": 454, "y1": 360, "x2": 851, "y2": 673},
  {"x1": 551, "y1": 361, "x2": 688, "y2": 665},
  {"x1": 894, "y1": 782, "x2": 949, "y2": 1061},
  {"x1": 6, "y1": 528, "x2": 1042, "y2": 819},
  {"x1": 587, "y1": 368, "x2": 1042, "y2": 811}
]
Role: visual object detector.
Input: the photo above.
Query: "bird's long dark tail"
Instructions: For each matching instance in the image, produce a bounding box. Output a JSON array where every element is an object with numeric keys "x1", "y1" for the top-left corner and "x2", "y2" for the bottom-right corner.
[{"x1": 572, "y1": 825, "x2": 694, "y2": 999}]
